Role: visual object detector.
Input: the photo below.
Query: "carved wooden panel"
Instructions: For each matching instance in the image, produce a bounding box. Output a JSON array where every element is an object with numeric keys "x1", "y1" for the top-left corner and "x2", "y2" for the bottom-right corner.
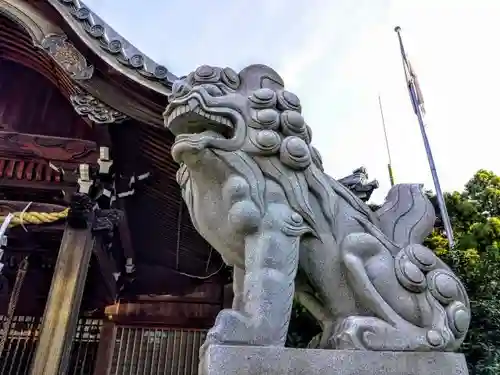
[
  {"x1": 0, "y1": 132, "x2": 97, "y2": 192},
  {"x1": 0, "y1": 131, "x2": 98, "y2": 165},
  {"x1": 0, "y1": 158, "x2": 62, "y2": 182}
]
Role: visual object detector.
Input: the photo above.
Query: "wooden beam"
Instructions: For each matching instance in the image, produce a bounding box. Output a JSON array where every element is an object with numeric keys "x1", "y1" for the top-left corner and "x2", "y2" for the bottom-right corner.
[
  {"x1": 0, "y1": 200, "x2": 66, "y2": 214},
  {"x1": 104, "y1": 299, "x2": 220, "y2": 329},
  {"x1": 104, "y1": 313, "x2": 217, "y2": 330},
  {"x1": 92, "y1": 237, "x2": 117, "y2": 301},
  {"x1": 0, "y1": 178, "x2": 72, "y2": 190},
  {"x1": 106, "y1": 125, "x2": 137, "y2": 272},
  {"x1": 29, "y1": 195, "x2": 95, "y2": 375},
  {"x1": 0, "y1": 131, "x2": 98, "y2": 166},
  {"x1": 94, "y1": 123, "x2": 136, "y2": 270},
  {"x1": 131, "y1": 295, "x2": 223, "y2": 305},
  {"x1": 116, "y1": 201, "x2": 135, "y2": 264},
  {"x1": 6, "y1": 223, "x2": 65, "y2": 235}
]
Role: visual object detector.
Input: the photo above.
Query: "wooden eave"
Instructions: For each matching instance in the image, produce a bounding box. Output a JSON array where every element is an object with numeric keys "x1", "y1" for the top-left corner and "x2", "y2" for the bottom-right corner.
[
  {"x1": 0, "y1": 0, "x2": 225, "y2": 301},
  {"x1": 0, "y1": 0, "x2": 173, "y2": 126}
]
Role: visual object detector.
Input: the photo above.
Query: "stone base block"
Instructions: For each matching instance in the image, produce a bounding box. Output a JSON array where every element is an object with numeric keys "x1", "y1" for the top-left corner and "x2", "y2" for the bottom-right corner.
[{"x1": 201, "y1": 345, "x2": 468, "y2": 375}]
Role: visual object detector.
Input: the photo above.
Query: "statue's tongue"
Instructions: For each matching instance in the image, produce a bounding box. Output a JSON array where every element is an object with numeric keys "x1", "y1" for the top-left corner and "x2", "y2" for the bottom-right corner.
[{"x1": 200, "y1": 130, "x2": 225, "y2": 139}]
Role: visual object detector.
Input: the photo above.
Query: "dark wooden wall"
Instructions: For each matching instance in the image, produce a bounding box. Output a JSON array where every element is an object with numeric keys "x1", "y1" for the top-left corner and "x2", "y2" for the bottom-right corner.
[
  {"x1": 0, "y1": 58, "x2": 226, "y2": 328},
  {"x1": 0, "y1": 59, "x2": 97, "y2": 316},
  {"x1": 0, "y1": 59, "x2": 93, "y2": 140}
]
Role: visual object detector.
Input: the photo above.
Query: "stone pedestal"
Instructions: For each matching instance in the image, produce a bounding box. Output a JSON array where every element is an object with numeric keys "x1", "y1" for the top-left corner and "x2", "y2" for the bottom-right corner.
[{"x1": 201, "y1": 345, "x2": 468, "y2": 375}]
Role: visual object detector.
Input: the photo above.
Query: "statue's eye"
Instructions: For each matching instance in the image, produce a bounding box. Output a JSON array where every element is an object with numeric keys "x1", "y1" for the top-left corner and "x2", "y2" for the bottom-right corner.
[
  {"x1": 172, "y1": 81, "x2": 191, "y2": 97},
  {"x1": 203, "y1": 84, "x2": 224, "y2": 97}
]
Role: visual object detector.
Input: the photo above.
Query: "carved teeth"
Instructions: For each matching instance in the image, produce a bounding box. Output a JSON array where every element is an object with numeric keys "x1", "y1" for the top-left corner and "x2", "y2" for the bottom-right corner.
[
  {"x1": 166, "y1": 103, "x2": 232, "y2": 129},
  {"x1": 188, "y1": 98, "x2": 199, "y2": 110},
  {"x1": 166, "y1": 104, "x2": 190, "y2": 125},
  {"x1": 193, "y1": 107, "x2": 228, "y2": 125}
]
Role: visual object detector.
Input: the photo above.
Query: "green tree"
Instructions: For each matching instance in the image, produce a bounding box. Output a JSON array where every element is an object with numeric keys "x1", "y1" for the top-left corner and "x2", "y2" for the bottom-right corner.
[
  {"x1": 286, "y1": 300, "x2": 320, "y2": 348},
  {"x1": 287, "y1": 170, "x2": 500, "y2": 374},
  {"x1": 425, "y1": 170, "x2": 500, "y2": 375}
]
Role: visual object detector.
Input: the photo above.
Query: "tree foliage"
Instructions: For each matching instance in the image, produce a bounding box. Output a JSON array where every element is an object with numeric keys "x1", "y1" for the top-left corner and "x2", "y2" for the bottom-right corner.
[
  {"x1": 425, "y1": 170, "x2": 500, "y2": 375},
  {"x1": 286, "y1": 300, "x2": 320, "y2": 348},
  {"x1": 287, "y1": 169, "x2": 500, "y2": 374}
]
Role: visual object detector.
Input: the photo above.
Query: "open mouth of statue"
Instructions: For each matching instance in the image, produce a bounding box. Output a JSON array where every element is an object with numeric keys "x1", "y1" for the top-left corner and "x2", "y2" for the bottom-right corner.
[
  {"x1": 164, "y1": 94, "x2": 245, "y2": 163},
  {"x1": 165, "y1": 101, "x2": 234, "y2": 140}
]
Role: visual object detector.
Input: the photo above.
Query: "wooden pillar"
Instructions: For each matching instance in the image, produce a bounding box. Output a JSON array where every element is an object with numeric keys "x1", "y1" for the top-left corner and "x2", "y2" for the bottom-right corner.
[
  {"x1": 30, "y1": 194, "x2": 95, "y2": 375},
  {"x1": 92, "y1": 320, "x2": 117, "y2": 375}
]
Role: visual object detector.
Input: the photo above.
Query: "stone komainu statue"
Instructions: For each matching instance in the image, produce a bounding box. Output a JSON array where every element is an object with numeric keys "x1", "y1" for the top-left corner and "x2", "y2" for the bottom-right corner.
[{"x1": 163, "y1": 64, "x2": 470, "y2": 353}]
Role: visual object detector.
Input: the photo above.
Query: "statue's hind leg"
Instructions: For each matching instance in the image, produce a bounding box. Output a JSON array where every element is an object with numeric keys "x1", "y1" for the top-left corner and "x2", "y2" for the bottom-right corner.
[
  {"x1": 331, "y1": 232, "x2": 465, "y2": 351},
  {"x1": 295, "y1": 275, "x2": 335, "y2": 348},
  {"x1": 202, "y1": 203, "x2": 311, "y2": 349}
]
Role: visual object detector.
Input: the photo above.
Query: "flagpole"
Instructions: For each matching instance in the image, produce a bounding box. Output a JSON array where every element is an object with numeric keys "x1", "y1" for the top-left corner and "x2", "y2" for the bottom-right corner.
[
  {"x1": 394, "y1": 26, "x2": 455, "y2": 249},
  {"x1": 378, "y1": 94, "x2": 395, "y2": 187}
]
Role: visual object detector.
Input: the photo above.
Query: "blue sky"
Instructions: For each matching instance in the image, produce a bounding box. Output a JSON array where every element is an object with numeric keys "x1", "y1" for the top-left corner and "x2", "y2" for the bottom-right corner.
[{"x1": 85, "y1": 0, "x2": 499, "y2": 202}]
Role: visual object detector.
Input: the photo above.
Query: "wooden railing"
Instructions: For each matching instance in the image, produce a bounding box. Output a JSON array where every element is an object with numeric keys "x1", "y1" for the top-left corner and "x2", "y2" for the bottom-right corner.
[
  {"x1": 0, "y1": 316, "x2": 102, "y2": 375},
  {"x1": 109, "y1": 327, "x2": 206, "y2": 375}
]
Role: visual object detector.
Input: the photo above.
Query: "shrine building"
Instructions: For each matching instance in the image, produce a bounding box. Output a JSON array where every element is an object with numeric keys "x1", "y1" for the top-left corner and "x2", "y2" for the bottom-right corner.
[{"x1": 0, "y1": 1, "x2": 231, "y2": 373}]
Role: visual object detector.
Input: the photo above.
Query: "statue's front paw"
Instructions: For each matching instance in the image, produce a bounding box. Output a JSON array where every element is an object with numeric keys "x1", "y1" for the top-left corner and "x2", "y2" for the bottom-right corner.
[
  {"x1": 199, "y1": 309, "x2": 253, "y2": 357},
  {"x1": 210, "y1": 309, "x2": 253, "y2": 343}
]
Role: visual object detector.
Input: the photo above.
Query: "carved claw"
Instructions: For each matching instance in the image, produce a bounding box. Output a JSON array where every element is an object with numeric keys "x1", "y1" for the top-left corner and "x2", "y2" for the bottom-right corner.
[
  {"x1": 307, "y1": 321, "x2": 336, "y2": 349},
  {"x1": 331, "y1": 316, "x2": 447, "y2": 352},
  {"x1": 331, "y1": 317, "x2": 367, "y2": 350}
]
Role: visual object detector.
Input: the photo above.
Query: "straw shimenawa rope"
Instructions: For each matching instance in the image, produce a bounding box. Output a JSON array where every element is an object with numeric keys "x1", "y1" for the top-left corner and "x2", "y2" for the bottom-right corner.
[{"x1": 0, "y1": 208, "x2": 69, "y2": 228}]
